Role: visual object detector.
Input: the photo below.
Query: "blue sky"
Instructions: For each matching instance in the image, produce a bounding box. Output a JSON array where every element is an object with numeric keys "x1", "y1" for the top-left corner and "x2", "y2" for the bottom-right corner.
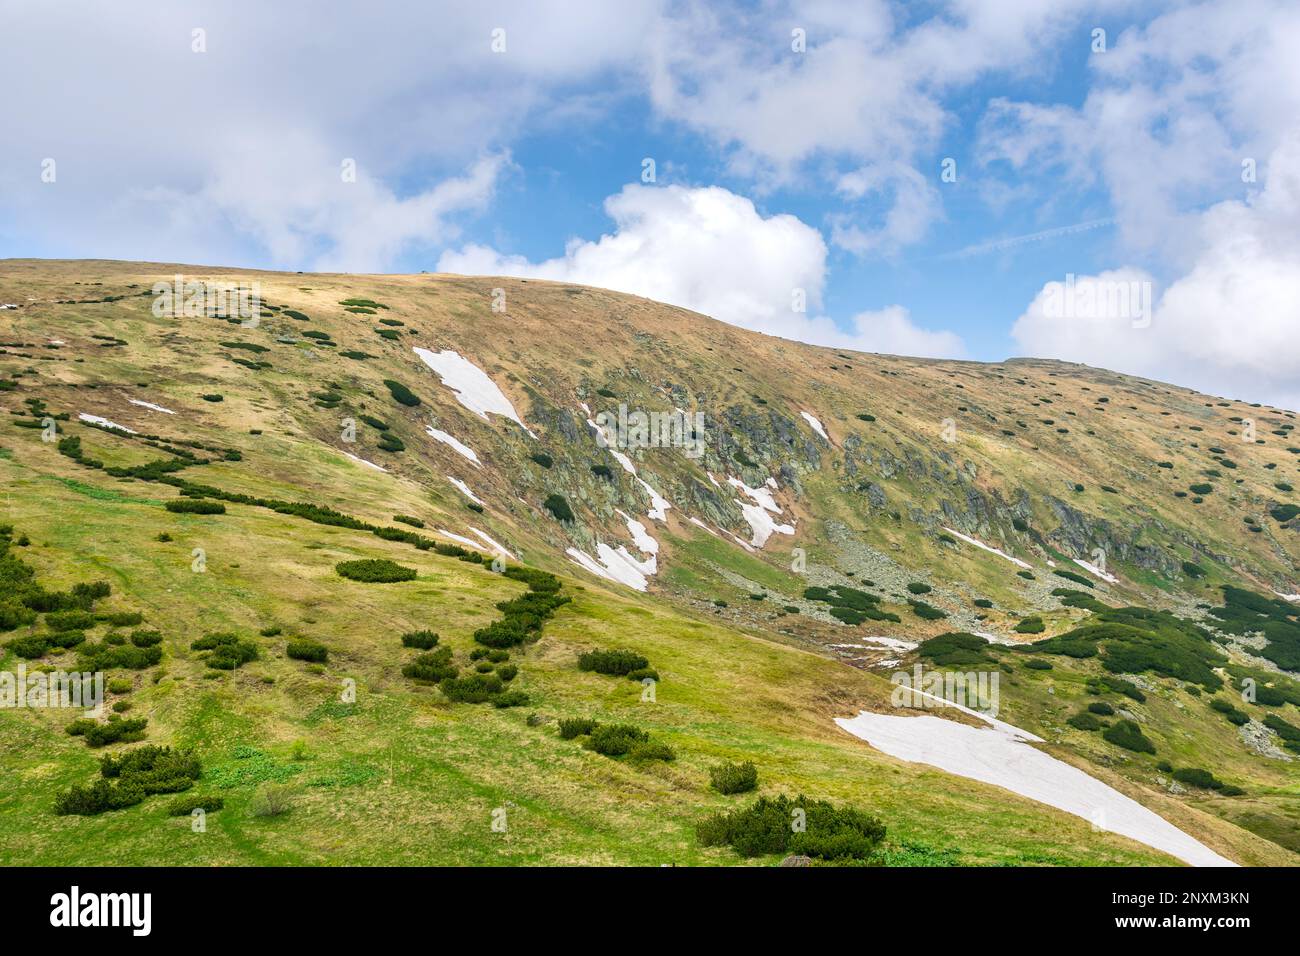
[{"x1": 2, "y1": 1, "x2": 1298, "y2": 406}]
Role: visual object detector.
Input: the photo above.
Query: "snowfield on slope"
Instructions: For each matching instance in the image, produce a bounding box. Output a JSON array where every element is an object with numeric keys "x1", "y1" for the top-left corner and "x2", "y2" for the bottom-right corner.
[
  {"x1": 78, "y1": 413, "x2": 136, "y2": 434},
  {"x1": 128, "y1": 398, "x2": 175, "y2": 414},
  {"x1": 425, "y1": 426, "x2": 480, "y2": 466},
  {"x1": 835, "y1": 711, "x2": 1235, "y2": 867},
  {"x1": 413, "y1": 348, "x2": 535, "y2": 436},
  {"x1": 343, "y1": 451, "x2": 387, "y2": 472},
  {"x1": 942, "y1": 527, "x2": 1031, "y2": 570},
  {"x1": 727, "y1": 476, "x2": 795, "y2": 547},
  {"x1": 446, "y1": 476, "x2": 482, "y2": 505},
  {"x1": 801, "y1": 411, "x2": 829, "y2": 442}
]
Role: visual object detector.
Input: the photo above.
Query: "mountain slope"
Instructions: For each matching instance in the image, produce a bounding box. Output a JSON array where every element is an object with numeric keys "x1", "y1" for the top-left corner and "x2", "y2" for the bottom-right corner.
[{"x1": 1, "y1": 258, "x2": 1297, "y2": 865}]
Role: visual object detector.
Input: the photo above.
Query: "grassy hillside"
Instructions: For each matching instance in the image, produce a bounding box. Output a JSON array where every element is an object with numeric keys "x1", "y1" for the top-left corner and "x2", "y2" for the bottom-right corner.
[{"x1": 1, "y1": 259, "x2": 1297, "y2": 866}]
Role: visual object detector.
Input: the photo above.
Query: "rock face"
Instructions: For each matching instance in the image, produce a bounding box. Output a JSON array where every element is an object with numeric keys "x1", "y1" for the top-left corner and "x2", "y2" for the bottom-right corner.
[{"x1": 778, "y1": 854, "x2": 813, "y2": 867}]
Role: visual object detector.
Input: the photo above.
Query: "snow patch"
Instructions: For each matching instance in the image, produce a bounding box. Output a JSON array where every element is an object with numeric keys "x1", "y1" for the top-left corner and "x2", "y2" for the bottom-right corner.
[
  {"x1": 942, "y1": 526, "x2": 1032, "y2": 570},
  {"x1": 413, "y1": 348, "x2": 535, "y2": 436},
  {"x1": 727, "y1": 476, "x2": 794, "y2": 548},
  {"x1": 566, "y1": 544, "x2": 653, "y2": 591},
  {"x1": 436, "y1": 529, "x2": 482, "y2": 550},
  {"x1": 128, "y1": 399, "x2": 175, "y2": 415},
  {"x1": 469, "y1": 527, "x2": 513, "y2": 558},
  {"x1": 343, "y1": 451, "x2": 387, "y2": 472},
  {"x1": 835, "y1": 711, "x2": 1235, "y2": 867},
  {"x1": 78, "y1": 413, "x2": 136, "y2": 434},
  {"x1": 447, "y1": 476, "x2": 482, "y2": 505},
  {"x1": 1074, "y1": 558, "x2": 1119, "y2": 584},
  {"x1": 801, "y1": 411, "x2": 829, "y2": 442},
  {"x1": 586, "y1": 418, "x2": 671, "y2": 522},
  {"x1": 862, "y1": 636, "x2": 919, "y2": 651},
  {"x1": 425, "y1": 426, "x2": 480, "y2": 466}
]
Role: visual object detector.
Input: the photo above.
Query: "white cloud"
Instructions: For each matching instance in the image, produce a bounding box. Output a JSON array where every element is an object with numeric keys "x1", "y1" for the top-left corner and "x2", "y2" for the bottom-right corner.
[
  {"x1": 0, "y1": 0, "x2": 658, "y2": 270},
  {"x1": 439, "y1": 183, "x2": 964, "y2": 358},
  {"x1": 1013, "y1": 133, "x2": 1300, "y2": 409}
]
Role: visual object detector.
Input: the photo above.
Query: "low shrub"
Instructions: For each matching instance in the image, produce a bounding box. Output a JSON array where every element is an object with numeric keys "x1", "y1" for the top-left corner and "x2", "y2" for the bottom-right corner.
[
  {"x1": 543, "y1": 494, "x2": 574, "y2": 522},
  {"x1": 696, "y1": 794, "x2": 886, "y2": 862},
  {"x1": 382, "y1": 379, "x2": 421, "y2": 407},
  {"x1": 401, "y1": 630, "x2": 439, "y2": 649},
  {"x1": 401, "y1": 647, "x2": 457, "y2": 682},
  {"x1": 491, "y1": 690, "x2": 529, "y2": 708},
  {"x1": 908, "y1": 600, "x2": 946, "y2": 620},
  {"x1": 130, "y1": 629, "x2": 162, "y2": 648},
  {"x1": 1102, "y1": 719, "x2": 1156, "y2": 754},
  {"x1": 629, "y1": 741, "x2": 675, "y2": 761},
  {"x1": 1088, "y1": 701, "x2": 1115, "y2": 716},
  {"x1": 166, "y1": 794, "x2": 224, "y2": 816},
  {"x1": 66, "y1": 716, "x2": 148, "y2": 747},
  {"x1": 286, "y1": 639, "x2": 328, "y2": 663},
  {"x1": 558, "y1": 717, "x2": 596, "y2": 739},
  {"x1": 439, "y1": 672, "x2": 503, "y2": 703},
  {"x1": 577, "y1": 648, "x2": 649, "y2": 676},
  {"x1": 585, "y1": 724, "x2": 648, "y2": 756},
  {"x1": 710, "y1": 761, "x2": 758, "y2": 795},
  {"x1": 906, "y1": 582, "x2": 932, "y2": 594},
  {"x1": 1023, "y1": 658, "x2": 1052, "y2": 670},
  {"x1": 165, "y1": 498, "x2": 225, "y2": 514},
  {"x1": 335, "y1": 558, "x2": 416, "y2": 582},
  {"x1": 1066, "y1": 712, "x2": 1103, "y2": 731},
  {"x1": 1014, "y1": 616, "x2": 1045, "y2": 634}
]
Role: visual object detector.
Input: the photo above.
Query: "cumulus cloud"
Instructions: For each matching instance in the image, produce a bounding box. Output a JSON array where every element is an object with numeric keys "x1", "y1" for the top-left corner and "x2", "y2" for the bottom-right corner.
[
  {"x1": 1013, "y1": 133, "x2": 1300, "y2": 409},
  {"x1": 439, "y1": 183, "x2": 964, "y2": 357},
  {"x1": 0, "y1": 0, "x2": 658, "y2": 270}
]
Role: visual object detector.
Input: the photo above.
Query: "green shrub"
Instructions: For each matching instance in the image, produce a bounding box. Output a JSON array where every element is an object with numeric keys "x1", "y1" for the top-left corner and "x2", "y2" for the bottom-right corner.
[
  {"x1": 1023, "y1": 658, "x2": 1052, "y2": 670},
  {"x1": 401, "y1": 647, "x2": 457, "y2": 682},
  {"x1": 585, "y1": 724, "x2": 649, "y2": 756},
  {"x1": 697, "y1": 794, "x2": 886, "y2": 862},
  {"x1": 710, "y1": 761, "x2": 758, "y2": 795},
  {"x1": 1066, "y1": 712, "x2": 1103, "y2": 731},
  {"x1": 917, "y1": 632, "x2": 992, "y2": 667},
  {"x1": 1088, "y1": 701, "x2": 1115, "y2": 716},
  {"x1": 165, "y1": 498, "x2": 226, "y2": 514},
  {"x1": 401, "y1": 630, "x2": 439, "y2": 649},
  {"x1": 1172, "y1": 767, "x2": 1221, "y2": 790},
  {"x1": 543, "y1": 494, "x2": 574, "y2": 522},
  {"x1": 529, "y1": 453, "x2": 553, "y2": 469},
  {"x1": 382, "y1": 379, "x2": 421, "y2": 406},
  {"x1": 393, "y1": 514, "x2": 424, "y2": 528},
  {"x1": 1181, "y1": 561, "x2": 1206, "y2": 579},
  {"x1": 558, "y1": 717, "x2": 596, "y2": 740},
  {"x1": 335, "y1": 558, "x2": 416, "y2": 582},
  {"x1": 190, "y1": 632, "x2": 258, "y2": 670},
  {"x1": 626, "y1": 667, "x2": 659, "y2": 682},
  {"x1": 1014, "y1": 616, "x2": 1045, "y2": 634},
  {"x1": 439, "y1": 672, "x2": 503, "y2": 703},
  {"x1": 129, "y1": 629, "x2": 162, "y2": 648},
  {"x1": 1052, "y1": 569, "x2": 1094, "y2": 588},
  {"x1": 286, "y1": 639, "x2": 328, "y2": 663},
  {"x1": 1210, "y1": 698, "x2": 1250, "y2": 725},
  {"x1": 906, "y1": 582, "x2": 931, "y2": 594},
  {"x1": 491, "y1": 690, "x2": 530, "y2": 708},
  {"x1": 1102, "y1": 719, "x2": 1156, "y2": 754},
  {"x1": 46, "y1": 610, "x2": 95, "y2": 631},
  {"x1": 497, "y1": 663, "x2": 519, "y2": 681},
  {"x1": 577, "y1": 648, "x2": 649, "y2": 676},
  {"x1": 908, "y1": 600, "x2": 946, "y2": 620},
  {"x1": 166, "y1": 794, "x2": 224, "y2": 816},
  {"x1": 629, "y1": 740, "x2": 675, "y2": 761},
  {"x1": 7, "y1": 635, "x2": 49, "y2": 658},
  {"x1": 973, "y1": 599, "x2": 993, "y2": 609},
  {"x1": 67, "y1": 716, "x2": 149, "y2": 747},
  {"x1": 201, "y1": 394, "x2": 223, "y2": 402}
]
